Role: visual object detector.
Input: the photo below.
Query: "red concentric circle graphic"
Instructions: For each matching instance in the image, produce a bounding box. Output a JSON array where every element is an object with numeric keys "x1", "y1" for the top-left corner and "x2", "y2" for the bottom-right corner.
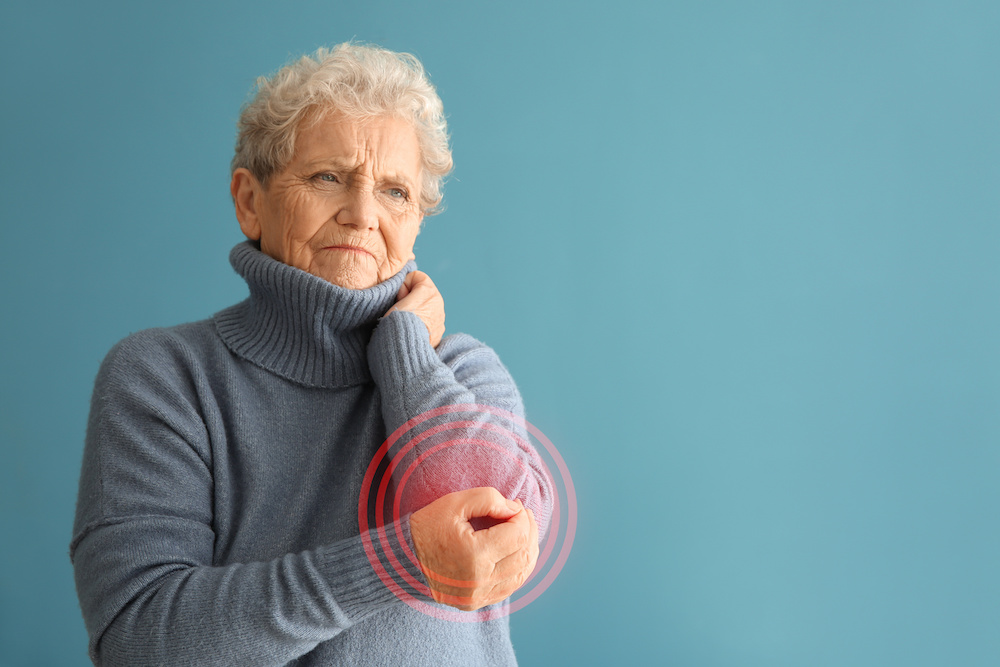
[{"x1": 358, "y1": 403, "x2": 576, "y2": 622}]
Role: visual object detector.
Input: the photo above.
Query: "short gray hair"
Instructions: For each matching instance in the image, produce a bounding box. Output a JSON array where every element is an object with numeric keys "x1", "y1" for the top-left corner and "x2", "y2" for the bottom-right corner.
[{"x1": 232, "y1": 43, "x2": 453, "y2": 215}]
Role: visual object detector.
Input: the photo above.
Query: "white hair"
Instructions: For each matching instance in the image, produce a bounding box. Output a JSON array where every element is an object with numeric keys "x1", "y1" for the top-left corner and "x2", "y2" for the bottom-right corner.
[{"x1": 232, "y1": 43, "x2": 453, "y2": 215}]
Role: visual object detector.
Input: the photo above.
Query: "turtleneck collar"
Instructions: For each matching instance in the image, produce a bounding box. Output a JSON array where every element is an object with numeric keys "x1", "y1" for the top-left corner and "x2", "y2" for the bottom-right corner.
[{"x1": 214, "y1": 241, "x2": 416, "y2": 388}]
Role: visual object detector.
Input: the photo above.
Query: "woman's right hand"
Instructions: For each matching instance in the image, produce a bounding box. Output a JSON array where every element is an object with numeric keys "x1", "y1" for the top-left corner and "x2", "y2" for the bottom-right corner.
[{"x1": 409, "y1": 487, "x2": 539, "y2": 611}]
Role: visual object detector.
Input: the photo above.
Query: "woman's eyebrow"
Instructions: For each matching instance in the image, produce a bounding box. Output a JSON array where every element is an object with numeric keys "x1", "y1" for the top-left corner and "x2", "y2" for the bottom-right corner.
[
  {"x1": 380, "y1": 172, "x2": 416, "y2": 187},
  {"x1": 302, "y1": 157, "x2": 356, "y2": 171},
  {"x1": 303, "y1": 159, "x2": 415, "y2": 185}
]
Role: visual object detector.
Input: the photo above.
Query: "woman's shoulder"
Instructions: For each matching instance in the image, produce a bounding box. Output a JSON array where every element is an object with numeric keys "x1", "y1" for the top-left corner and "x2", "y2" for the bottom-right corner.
[
  {"x1": 96, "y1": 318, "x2": 225, "y2": 390},
  {"x1": 106, "y1": 318, "x2": 218, "y2": 358},
  {"x1": 436, "y1": 331, "x2": 493, "y2": 359},
  {"x1": 437, "y1": 331, "x2": 516, "y2": 379}
]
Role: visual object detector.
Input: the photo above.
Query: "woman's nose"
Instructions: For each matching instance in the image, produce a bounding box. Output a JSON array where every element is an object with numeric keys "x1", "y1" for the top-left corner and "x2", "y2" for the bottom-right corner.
[{"x1": 336, "y1": 188, "x2": 379, "y2": 230}]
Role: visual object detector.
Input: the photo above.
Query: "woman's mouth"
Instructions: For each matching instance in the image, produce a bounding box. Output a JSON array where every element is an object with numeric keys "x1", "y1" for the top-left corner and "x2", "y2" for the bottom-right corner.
[{"x1": 324, "y1": 245, "x2": 374, "y2": 258}]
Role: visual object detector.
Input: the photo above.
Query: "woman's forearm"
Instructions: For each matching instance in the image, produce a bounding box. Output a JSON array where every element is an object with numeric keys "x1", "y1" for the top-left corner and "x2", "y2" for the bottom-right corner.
[{"x1": 367, "y1": 310, "x2": 554, "y2": 536}]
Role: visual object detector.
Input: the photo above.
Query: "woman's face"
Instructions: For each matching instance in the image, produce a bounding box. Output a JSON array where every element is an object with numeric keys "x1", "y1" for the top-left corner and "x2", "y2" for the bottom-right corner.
[{"x1": 232, "y1": 112, "x2": 424, "y2": 289}]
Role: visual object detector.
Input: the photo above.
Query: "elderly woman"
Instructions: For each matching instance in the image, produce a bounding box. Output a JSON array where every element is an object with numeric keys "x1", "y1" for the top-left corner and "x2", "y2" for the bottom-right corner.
[{"x1": 71, "y1": 43, "x2": 551, "y2": 666}]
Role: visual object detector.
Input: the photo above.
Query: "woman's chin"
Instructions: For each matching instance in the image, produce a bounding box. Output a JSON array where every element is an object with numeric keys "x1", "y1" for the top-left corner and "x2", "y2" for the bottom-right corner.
[
  {"x1": 324, "y1": 269, "x2": 378, "y2": 290},
  {"x1": 330, "y1": 267, "x2": 378, "y2": 289},
  {"x1": 311, "y1": 255, "x2": 379, "y2": 290}
]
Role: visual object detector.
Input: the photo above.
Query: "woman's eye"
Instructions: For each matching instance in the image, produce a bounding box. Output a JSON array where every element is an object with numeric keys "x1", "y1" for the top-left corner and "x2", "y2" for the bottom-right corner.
[
  {"x1": 315, "y1": 173, "x2": 338, "y2": 183},
  {"x1": 387, "y1": 188, "x2": 408, "y2": 200}
]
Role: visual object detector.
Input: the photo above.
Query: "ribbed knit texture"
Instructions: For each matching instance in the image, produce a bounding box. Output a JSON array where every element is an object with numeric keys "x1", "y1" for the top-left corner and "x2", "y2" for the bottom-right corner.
[
  {"x1": 215, "y1": 241, "x2": 411, "y2": 388},
  {"x1": 70, "y1": 242, "x2": 551, "y2": 666}
]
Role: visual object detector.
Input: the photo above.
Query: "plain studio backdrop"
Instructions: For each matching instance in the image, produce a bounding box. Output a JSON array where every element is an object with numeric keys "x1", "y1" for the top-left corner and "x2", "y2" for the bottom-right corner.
[{"x1": 1, "y1": 1, "x2": 997, "y2": 665}]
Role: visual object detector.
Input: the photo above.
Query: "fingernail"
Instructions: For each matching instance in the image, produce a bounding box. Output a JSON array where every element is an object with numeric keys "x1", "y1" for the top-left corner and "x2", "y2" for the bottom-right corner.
[{"x1": 507, "y1": 499, "x2": 521, "y2": 511}]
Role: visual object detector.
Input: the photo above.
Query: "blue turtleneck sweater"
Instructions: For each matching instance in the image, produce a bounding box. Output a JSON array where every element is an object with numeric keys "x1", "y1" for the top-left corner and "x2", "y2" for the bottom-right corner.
[{"x1": 71, "y1": 242, "x2": 552, "y2": 666}]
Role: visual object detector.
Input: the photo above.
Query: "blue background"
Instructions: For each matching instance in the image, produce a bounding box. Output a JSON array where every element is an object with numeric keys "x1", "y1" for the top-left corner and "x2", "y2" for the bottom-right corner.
[{"x1": 2, "y1": 1, "x2": 998, "y2": 664}]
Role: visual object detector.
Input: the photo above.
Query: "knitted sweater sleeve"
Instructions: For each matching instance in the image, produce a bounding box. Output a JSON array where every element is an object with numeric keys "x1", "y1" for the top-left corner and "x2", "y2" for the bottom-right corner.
[
  {"x1": 367, "y1": 310, "x2": 554, "y2": 536},
  {"x1": 70, "y1": 331, "x2": 402, "y2": 666}
]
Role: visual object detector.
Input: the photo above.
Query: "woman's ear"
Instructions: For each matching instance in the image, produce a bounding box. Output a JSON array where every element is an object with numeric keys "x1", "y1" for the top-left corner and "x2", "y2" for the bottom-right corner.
[{"x1": 231, "y1": 168, "x2": 263, "y2": 241}]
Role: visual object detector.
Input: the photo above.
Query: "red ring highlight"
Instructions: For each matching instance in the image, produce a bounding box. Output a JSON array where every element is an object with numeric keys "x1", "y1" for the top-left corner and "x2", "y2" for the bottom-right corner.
[{"x1": 358, "y1": 403, "x2": 576, "y2": 622}]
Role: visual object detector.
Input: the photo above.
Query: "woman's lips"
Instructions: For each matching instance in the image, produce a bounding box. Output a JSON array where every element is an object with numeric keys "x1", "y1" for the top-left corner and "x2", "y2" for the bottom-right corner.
[{"x1": 324, "y1": 245, "x2": 374, "y2": 258}]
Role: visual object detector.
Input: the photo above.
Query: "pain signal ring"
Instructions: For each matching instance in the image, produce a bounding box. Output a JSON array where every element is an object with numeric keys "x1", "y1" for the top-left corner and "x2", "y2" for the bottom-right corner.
[{"x1": 358, "y1": 403, "x2": 576, "y2": 622}]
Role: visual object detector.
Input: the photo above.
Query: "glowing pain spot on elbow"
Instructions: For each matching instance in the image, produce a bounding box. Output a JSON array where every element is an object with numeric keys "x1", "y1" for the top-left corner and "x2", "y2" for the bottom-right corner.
[{"x1": 357, "y1": 403, "x2": 576, "y2": 622}]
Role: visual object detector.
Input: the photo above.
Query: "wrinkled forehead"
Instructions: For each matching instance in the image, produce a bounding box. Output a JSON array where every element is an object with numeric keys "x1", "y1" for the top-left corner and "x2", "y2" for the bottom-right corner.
[{"x1": 291, "y1": 110, "x2": 422, "y2": 181}]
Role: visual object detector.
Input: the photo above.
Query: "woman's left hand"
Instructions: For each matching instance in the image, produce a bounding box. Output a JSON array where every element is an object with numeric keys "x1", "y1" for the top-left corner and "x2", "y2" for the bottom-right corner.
[{"x1": 387, "y1": 270, "x2": 445, "y2": 347}]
